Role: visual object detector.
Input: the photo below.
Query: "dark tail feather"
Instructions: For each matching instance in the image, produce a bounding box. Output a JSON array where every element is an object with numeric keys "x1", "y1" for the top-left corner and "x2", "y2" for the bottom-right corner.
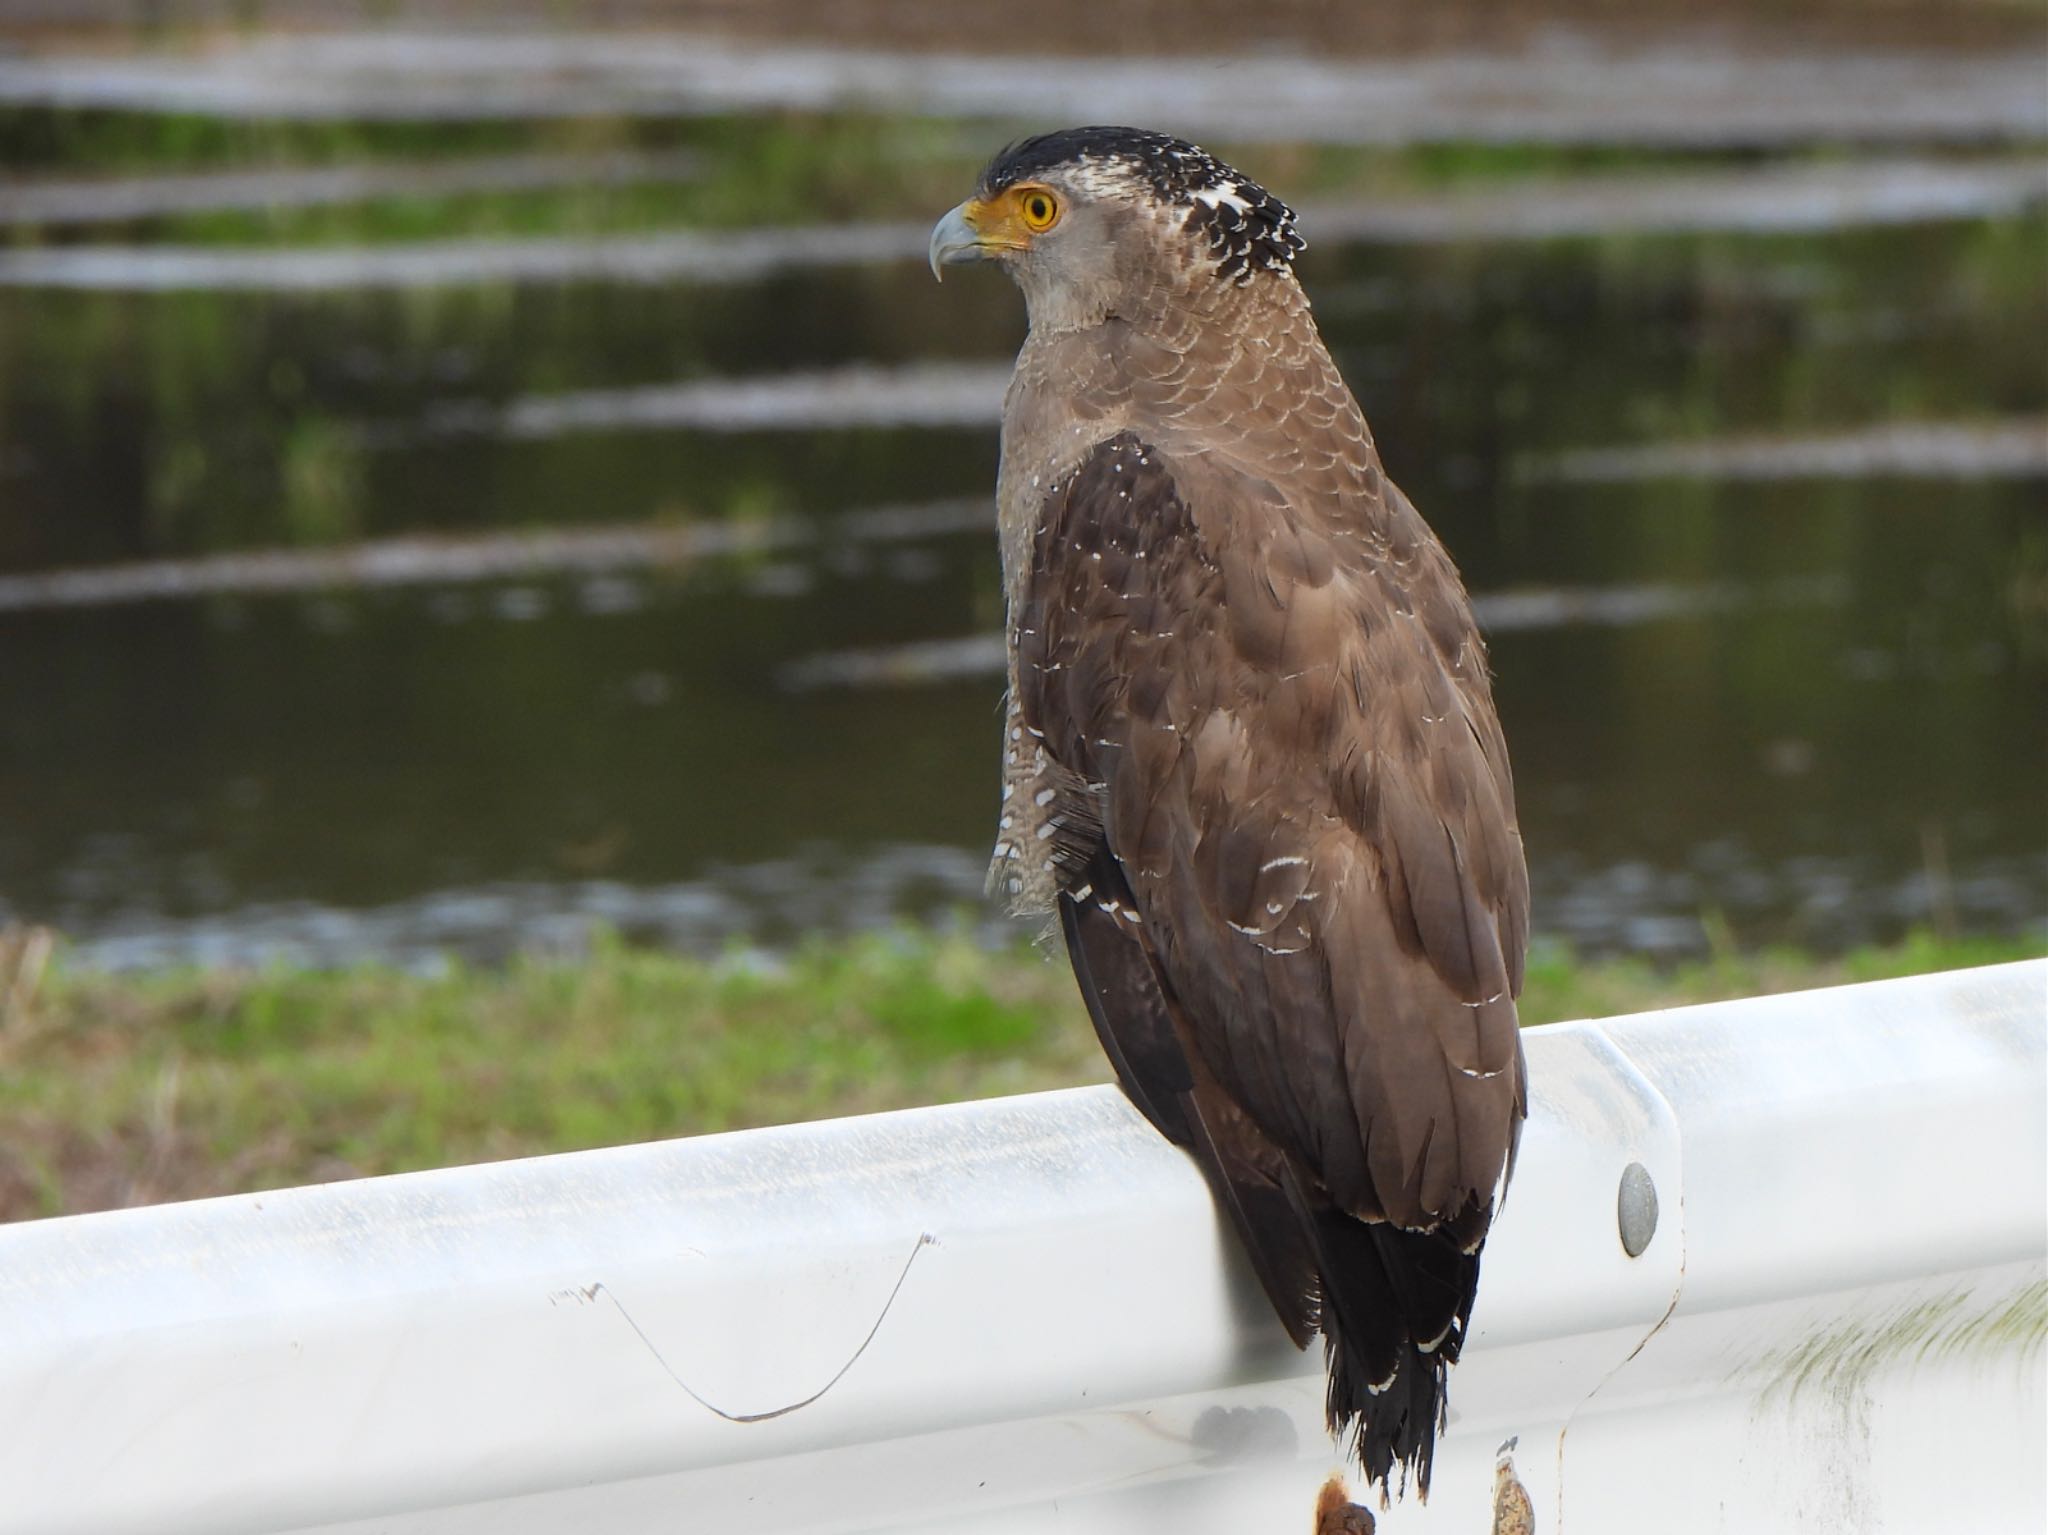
[
  {"x1": 1060, "y1": 844, "x2": 1322, "y2": 1344},
  {"x1": 1058, "y1": 849, "x2": 1195, "y2": 1145},
  {"x1": 1180, "y1": 1108, "x2": 1322, "y2": 1348},
  {"x1": 1057, "y1": 836, "x2": 1491, "y2": 1498},
  {"x1": 1301, "y1": 1198, "x2": 1486, "y2": 1501}
]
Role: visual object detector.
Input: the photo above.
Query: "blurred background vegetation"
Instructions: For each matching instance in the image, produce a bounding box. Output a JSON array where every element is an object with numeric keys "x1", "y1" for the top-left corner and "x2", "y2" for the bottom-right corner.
[{"x1": 0, "y1": 0, "x2": 2042, "y2": 1218}]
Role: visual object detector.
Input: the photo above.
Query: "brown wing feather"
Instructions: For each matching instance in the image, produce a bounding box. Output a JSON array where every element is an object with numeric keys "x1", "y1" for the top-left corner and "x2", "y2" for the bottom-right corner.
[
  {"x1": 1015, "y1": 429, "x2": 1528, "y2": 1495},
  {"x1": 1059, "y1": 841, "x2": 1321, "y2": 1348}
]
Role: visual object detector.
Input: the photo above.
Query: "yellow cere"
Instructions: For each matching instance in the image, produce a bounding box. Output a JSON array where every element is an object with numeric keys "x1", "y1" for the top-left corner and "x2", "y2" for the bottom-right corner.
[{"x1": 969, "y1": 185, "x2": 1062, "y2": 244}]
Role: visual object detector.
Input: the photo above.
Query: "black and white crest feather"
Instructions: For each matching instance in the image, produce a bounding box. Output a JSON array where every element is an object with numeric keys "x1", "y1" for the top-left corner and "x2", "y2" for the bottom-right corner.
[{"x1": 982, "y1": 126, "x2": 1306, "y2": 283}]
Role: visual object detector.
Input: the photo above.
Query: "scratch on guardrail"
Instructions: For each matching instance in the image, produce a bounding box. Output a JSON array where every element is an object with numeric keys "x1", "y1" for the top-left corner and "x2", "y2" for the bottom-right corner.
[{"x1": 570, "y1": 1231, "x2": 937, "y2": 1424}]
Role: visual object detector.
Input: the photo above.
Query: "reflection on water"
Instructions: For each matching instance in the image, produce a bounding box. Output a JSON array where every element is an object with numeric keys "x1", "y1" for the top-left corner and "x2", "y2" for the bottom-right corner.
[
  {"x1": 10, "y1": 158, "x2": 2044, "y2": 285},
  {"x1": 0, "y1": 205, "x2": 2041, "y2": 966},
  {"x1": 1534, "y1": 419, "x2": 2048, "y2": 482},
  {"x1": 4, "y1": 31, "x2": 2043, "y2": 144},
  {"x1": 0, "y1": 220, "x2": 939, "y2": 291},
  {"x1": 0, "y1": 498, "x2": 992, "y2": 612},
  {"x1": 410, "y1": 361, "x2": 1012, "y2": 440}
]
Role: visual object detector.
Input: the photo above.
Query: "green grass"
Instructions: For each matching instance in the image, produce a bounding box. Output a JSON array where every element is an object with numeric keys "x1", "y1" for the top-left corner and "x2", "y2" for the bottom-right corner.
[
  {"x1": 0, "y1": 924, "x2": 2037, "y2": 1223},
  {"x1": 2, "y1": 110, "x2": 987, "y2": 247},
  {"x1": 0, "y1": 107, "x2": 658, "y2": 174},
  {"x1": 1, "y1": 103, "x2": 1808, "y2": 250}
]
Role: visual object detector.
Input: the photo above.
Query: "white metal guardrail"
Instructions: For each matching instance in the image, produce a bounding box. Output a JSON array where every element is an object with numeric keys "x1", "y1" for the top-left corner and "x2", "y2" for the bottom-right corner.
[{"x1": 0, "y1": 961, "x2": 2041, "y2": 1534}]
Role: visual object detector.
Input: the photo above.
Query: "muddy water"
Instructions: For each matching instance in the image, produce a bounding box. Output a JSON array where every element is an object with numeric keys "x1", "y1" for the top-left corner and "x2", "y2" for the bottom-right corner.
[{"x1": 0, "y1": 210, "x2": 2041, "y2": 966}]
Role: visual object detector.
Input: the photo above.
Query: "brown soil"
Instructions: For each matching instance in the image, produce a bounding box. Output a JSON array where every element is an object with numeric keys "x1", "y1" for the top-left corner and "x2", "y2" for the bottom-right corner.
[{"x1": 1, "y1": 0, "x2": 2041, "y2": 57}]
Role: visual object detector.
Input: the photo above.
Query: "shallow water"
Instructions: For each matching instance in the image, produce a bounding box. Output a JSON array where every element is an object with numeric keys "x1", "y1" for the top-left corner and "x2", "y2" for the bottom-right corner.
[
  {"x1": 0, "y1": 200, "x2": 2041, "y2": 966},
  {"x1": 4, "y1": 32, "x2": 2044, "y2": 144}
]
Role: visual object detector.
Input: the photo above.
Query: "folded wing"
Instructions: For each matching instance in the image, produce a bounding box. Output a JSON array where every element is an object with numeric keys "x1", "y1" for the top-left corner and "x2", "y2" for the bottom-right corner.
[{"x1": 1012, "y1": 429, "x2": 1530, "y2": 1494}]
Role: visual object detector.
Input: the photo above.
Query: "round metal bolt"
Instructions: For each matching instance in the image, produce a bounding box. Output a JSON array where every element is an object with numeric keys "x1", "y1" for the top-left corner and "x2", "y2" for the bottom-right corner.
[{"x1": 1617, "y1": 1161, "x2": 1658, "y2": 1257}]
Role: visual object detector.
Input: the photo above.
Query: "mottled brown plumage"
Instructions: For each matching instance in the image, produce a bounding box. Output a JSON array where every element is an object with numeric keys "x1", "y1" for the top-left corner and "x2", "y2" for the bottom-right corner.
[{"x1": 933, "y1": 127, "x2": 1529, "y2": 1499}]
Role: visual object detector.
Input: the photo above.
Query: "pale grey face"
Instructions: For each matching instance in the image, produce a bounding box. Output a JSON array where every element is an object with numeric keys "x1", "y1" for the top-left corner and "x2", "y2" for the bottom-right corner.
[{"x1": 929, "y1": 161, "x2": 1172, "y2": 332}]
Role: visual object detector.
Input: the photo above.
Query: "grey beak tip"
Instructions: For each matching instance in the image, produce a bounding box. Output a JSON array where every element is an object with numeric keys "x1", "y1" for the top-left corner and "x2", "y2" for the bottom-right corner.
[{"x1": 929, "y1": 202, "x2": 986, "y2": 284}]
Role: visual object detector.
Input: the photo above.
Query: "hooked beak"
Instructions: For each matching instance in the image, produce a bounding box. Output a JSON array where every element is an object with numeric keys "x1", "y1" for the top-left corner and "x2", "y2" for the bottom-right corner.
[{"x1": 929, "y1": 200, "x2": 992, "y2": 282}]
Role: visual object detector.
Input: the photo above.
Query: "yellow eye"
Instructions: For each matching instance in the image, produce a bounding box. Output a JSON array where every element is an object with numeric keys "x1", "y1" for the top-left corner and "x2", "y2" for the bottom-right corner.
[{"x1": 1017, "y1": 188, "x2": 1060, "y2": 232}]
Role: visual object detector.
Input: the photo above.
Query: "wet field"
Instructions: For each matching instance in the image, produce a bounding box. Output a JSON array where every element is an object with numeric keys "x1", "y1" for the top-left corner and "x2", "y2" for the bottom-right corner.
[{"x1": 0, "y1": 23, "x2": 2043, "y2": 968}]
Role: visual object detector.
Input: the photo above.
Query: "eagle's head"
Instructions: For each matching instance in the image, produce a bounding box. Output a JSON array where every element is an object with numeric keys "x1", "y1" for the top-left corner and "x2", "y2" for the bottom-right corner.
[{"x1": 929, "y1": 126, "x2": 1305, "y2": 331}]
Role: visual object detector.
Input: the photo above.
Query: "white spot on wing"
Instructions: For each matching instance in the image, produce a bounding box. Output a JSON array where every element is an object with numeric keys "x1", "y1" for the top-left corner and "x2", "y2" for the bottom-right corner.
[{"x1": 1191, "y1": 182, "x2": 1253, "y2": 215}]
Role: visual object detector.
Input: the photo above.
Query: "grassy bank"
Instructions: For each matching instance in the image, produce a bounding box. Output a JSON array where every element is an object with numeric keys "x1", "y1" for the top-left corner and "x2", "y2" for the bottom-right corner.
[
  {"x1": 0, "y1": 926, "x2": 2037, "y2": 1222},
  {"x1": 1, "y1": 104, "x2": 1771, "y2": 249}
]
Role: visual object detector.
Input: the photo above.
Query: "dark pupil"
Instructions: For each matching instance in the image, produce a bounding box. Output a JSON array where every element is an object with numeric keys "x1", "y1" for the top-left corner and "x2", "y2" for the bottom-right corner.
[{"x1": 1029, "y1": 198, "x2": 1048, "y2": 220}]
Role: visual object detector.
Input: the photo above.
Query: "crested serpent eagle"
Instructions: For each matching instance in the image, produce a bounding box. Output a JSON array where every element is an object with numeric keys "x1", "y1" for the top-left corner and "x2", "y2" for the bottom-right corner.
[{"x1": 930, "y1": 127, "x2": 1530, "y2": 1499}]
